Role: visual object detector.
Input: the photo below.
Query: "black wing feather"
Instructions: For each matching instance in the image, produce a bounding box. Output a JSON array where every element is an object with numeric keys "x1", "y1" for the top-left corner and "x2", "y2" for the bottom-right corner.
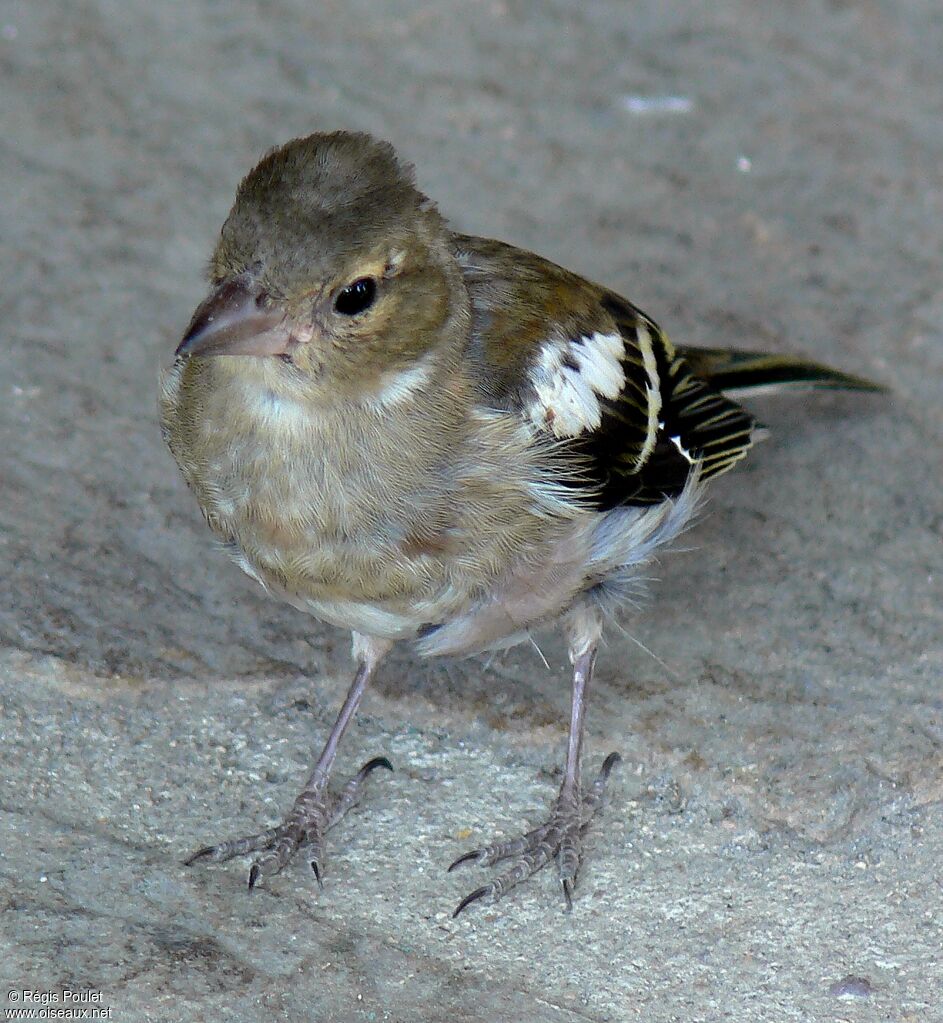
[{"x1": 580, "y1": 295, "x2": 757, "y2": 508}]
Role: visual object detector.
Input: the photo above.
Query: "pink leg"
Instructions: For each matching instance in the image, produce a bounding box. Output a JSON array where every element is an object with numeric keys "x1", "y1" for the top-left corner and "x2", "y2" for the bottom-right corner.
[
  {"x1": 185, "y1": 637, "x2": 393, "y2": 889},
  {"x1": 449, "y1": 644, "x2": 621, "y2": 917}
]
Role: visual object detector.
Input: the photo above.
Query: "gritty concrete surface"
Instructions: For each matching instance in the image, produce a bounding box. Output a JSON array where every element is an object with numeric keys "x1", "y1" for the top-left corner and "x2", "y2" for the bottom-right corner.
[{"x1": 2, "y1": 2, "x2": 941, "y2": 1021}]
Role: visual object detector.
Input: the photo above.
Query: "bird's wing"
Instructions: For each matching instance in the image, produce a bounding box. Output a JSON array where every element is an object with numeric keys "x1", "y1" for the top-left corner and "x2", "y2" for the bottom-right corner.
[{"x1": 456, "y1": 235, "x2": 757, "y2": 508}]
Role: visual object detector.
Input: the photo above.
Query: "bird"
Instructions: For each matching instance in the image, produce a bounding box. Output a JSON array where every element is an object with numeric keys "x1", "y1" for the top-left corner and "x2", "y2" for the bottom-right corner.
[{"x1": 159, "y1": 130, "x2": 882, "y2": 917}]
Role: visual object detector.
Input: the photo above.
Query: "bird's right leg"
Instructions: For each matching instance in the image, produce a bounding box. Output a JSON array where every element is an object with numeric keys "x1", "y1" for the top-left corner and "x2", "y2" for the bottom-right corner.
[{"x1": 185, "y1": 635, "x2": 393, "y2": 889}]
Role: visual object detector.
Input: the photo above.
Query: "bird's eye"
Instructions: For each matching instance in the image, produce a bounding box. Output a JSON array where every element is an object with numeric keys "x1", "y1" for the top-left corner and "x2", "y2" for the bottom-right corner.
[{"x1": 333, "y1": 277, "x2": 377, "y2": 316}]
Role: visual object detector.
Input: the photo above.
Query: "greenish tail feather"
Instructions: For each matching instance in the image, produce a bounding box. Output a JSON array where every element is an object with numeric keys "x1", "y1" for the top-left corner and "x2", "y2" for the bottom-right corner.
[{"x1": 675, "y1": 346, "x2": 886, "y2": 395}]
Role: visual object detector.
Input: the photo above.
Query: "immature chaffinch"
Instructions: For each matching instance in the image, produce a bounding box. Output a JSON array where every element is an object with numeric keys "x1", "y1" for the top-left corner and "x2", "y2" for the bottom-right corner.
[{"x1": 160, "y1": 131, "x2": 881, "y2": 917}]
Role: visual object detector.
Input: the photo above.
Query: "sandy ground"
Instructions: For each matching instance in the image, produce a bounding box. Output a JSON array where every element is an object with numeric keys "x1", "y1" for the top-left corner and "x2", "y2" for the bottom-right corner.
[{"x1": 2, "y1": 1, "x2": 941, "y2": 1020}]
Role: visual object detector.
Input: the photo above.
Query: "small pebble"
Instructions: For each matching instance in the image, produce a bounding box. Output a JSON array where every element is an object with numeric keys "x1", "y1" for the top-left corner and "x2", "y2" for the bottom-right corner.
[
  {"x1": 620, "y1": 95, "x2": 694, "y2": 115},
  {"x1": 827, "y1": 975, "x2": 874, "y2": 998}
]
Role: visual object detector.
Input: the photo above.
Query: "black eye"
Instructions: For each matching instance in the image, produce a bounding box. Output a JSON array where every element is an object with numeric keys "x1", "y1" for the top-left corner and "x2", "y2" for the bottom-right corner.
[{"x1": 333, "y1": 277, "x2": 377, "y2": 316}]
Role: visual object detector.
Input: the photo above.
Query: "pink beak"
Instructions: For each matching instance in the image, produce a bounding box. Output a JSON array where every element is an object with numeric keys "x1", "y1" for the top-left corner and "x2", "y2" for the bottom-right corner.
[{"x1": 176, "y1": 277, "x2": 295, "y2": 358}]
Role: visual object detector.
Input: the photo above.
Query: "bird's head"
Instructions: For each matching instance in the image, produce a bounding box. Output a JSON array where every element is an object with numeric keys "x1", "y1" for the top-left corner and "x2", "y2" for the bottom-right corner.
[{"x1": 176, "y1": 132, "x2": 467, "y2": 400}]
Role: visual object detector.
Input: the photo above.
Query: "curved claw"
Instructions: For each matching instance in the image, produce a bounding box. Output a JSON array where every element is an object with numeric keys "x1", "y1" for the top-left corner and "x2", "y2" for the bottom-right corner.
[
  {"x1": 599, "y1": 752, "x2": 622, "y2": 780},
  {"x1": 447, "y1": 849, "x2": 482, "y2": 873},
  {"x1": 358, "y1": 756, "x2": 394, "y2": 778},
  {"x1": 247, "y1": 863, "x2": 260, "y2": 891},
  {"x1": 183, "y1": 845, "x2": 216, "y2": 866},
  {"x1": 311, "y1": 860, "x2": 324, "y2": 890},
  {"x1": 452, "y1": 884, "x2": 492, "y2": 919},
  {"x1": 562, "y1": 878, "x2": 574, "y2": 913}
]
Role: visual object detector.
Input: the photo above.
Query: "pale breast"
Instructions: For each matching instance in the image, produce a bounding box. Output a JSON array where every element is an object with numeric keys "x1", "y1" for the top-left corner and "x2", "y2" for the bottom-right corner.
[{"x1": 159, "y1": 357, "x2": 586, "y2": 643}]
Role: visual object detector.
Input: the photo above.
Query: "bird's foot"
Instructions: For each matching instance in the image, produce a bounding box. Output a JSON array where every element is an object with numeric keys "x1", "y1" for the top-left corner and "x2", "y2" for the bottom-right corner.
[
  {"x1": 449, "y1": 752, "x2": 621, "y2": 917},
  {"x1": 184, "y1": 756, "x2": 392, "y2": 889}
]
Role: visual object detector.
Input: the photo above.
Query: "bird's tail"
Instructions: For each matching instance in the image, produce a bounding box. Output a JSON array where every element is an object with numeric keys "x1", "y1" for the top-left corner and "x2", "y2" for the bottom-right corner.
[{"x1": 675, "y1": 346, "x2": 886, "y2": 396}]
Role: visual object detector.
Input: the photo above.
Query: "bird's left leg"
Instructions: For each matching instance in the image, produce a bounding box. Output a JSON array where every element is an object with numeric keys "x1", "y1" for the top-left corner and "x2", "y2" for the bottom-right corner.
[
  {"x1": 449, "y1": 607, "x2": 621, "y2": 916},
  {"x1": 185, "y1": 634, "x2": 393, "y2": 889}
]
